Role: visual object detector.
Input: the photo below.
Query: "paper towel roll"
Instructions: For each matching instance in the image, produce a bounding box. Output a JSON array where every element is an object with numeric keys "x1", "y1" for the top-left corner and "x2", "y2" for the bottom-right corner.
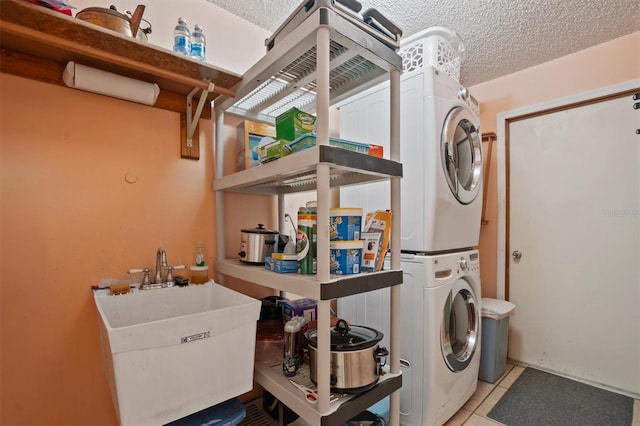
[{"x1": 62, "y1": 62, "x2": 160, "y2": 105}]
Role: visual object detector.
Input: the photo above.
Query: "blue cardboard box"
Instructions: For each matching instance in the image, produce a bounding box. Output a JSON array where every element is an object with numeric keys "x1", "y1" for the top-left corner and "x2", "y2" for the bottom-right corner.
[{"x1": 265, "y1": 257, "x2": 298, "y2": 273}]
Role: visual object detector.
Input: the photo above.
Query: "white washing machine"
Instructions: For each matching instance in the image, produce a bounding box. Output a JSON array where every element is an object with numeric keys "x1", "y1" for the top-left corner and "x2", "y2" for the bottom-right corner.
[
  {"x1": 339, "y1": 31, "x2": 483, "y2": 253},
  {"x1": 338, "y1": 250, "x2": 481, "y2": 425}
]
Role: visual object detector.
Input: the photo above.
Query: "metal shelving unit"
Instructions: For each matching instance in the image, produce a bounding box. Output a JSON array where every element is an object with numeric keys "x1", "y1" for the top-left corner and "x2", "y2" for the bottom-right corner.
[{"x1": 214, "y1": 6, "x2": 403, "y2": 425}]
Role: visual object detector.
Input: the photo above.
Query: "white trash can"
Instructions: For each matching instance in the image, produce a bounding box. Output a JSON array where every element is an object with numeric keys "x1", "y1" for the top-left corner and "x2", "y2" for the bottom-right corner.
[{"x1": 479, "y1": 298, "x2": 515, "y2": 383}]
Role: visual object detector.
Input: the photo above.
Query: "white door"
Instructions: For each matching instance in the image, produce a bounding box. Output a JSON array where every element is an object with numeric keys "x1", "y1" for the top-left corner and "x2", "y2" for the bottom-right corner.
[{"x1": 507, "y1": 87, "x2": 640, "y2": 395}]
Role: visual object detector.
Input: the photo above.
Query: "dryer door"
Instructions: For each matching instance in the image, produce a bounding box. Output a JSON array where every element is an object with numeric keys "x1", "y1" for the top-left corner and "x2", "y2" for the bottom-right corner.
[
  {"x1": 441, "y1": 106, "x2": 482, "y2": 204},
  {"x1": 441, "y1": 278, "x2": 479, "y2": 372}
]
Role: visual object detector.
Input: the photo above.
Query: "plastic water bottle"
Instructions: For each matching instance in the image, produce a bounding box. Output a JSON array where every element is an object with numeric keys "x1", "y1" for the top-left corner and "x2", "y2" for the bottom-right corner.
[
  {"x1": 173, "y1": 18, "x2": 190, "y2": 56},
  {"x1": 190, "y1": 24, "x2": 206, "y2": 61}
]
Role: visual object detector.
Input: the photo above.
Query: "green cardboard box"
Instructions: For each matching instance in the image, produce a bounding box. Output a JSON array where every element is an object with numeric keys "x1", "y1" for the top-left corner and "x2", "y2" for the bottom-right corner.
[
  {"x1": 276, "y1": 107, "x2": 316, "y2": 142},
  {"x1": 256, "y1": 139, "x2": 292, "y2": 163}
]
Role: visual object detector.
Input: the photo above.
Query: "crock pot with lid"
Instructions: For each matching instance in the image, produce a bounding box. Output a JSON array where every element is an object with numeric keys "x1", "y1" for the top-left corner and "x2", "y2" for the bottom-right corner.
[
  {"x1": 239, "y1": 224, "x2": 279, "y2": 264},
  {"x1": 305, "y1": 319, "x2": 389, "y2": 393}
]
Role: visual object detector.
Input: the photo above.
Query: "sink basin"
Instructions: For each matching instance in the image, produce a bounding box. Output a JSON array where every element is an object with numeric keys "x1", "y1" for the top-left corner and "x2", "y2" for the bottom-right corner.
[{"x1": 94, "y1": 282, "x2": 260, "y2": 426}]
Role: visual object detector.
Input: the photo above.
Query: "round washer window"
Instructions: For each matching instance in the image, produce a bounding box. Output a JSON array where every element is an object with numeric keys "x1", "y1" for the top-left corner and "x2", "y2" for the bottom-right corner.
[
  {"x1": 441, "y1": 279, "x2": 479, "y2": 372},
  {"x1": 441, "y1": 106, "x2": 482, "y2": 205}
]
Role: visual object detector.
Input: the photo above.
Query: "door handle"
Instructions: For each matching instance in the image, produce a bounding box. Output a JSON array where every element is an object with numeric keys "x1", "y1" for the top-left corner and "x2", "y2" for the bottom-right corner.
[{"x1": 512, "y1": 250, "x2": 523, "y2": 260}]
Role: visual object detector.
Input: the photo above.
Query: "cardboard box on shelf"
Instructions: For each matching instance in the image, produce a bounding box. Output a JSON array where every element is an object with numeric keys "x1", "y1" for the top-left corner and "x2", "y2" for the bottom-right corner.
[
  {"x1": 276, "y1": 107, "x2": 316, "y2": 142},
  {"x1": 287, "y1": 134, "x2": 384, "y2": 158},
  {"x1": 361, "y1": 231, "x2": 383, "y2": 272},
  {"x1": 264, "y1": 257, "x2": 298, "y2": 273},
  {"x1": 236, "y1": 120, "x2": 276, "y2": 170},
  {"x1": 256, "y1": 139, "x2": 292, "y2": 164},
  {"x1": 363, "y1": 210, "x2": 392, "y2": 272},
  {"x1": 282, "y1": 298, "x2": 317, "y2": 323}
]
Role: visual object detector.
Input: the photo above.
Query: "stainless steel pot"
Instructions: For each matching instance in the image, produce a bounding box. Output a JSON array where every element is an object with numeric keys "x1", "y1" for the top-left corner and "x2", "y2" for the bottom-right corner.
[
  {"x1": 239, "y1": 224, "x2": 278, "y2": 264},
  {"x1": 305, "y1": 319, "x2": 389, "y2": 393}
]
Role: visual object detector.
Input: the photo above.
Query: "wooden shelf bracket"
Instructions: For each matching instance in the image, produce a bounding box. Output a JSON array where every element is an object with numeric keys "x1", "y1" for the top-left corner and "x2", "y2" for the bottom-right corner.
[{"x1": 186, "y1": 81, "x2": 215, "y2": 148}]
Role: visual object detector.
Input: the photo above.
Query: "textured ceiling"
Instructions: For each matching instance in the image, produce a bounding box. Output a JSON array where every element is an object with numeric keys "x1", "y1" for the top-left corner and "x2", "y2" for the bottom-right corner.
[{"x1": 206, "y1": 0, "x2": 639, "y2": 86}]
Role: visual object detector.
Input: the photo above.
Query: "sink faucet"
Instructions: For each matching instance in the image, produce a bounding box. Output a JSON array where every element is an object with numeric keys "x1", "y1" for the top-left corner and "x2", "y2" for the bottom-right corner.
[
  {"x1": 154, "y1": 247, "x2": 168, "y2": 284},
  {"x1": 127, "y1": 248, "x2": 186, "y2": 290}
]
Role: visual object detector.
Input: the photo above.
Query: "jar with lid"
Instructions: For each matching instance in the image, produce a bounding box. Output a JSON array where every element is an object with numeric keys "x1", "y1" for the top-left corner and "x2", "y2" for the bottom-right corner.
[{"x1": 190, "y1": 265, "x2": 209, "y2": 284}]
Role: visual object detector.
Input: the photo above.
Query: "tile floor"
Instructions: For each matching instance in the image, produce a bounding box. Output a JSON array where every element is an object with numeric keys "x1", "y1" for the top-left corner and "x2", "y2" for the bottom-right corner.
[{"x1": 444, "y1": 363, "x2": 640, "y2": 426}]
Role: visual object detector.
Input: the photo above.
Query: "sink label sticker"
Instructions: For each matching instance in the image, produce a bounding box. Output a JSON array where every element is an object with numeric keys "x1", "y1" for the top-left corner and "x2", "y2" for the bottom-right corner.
[{"x1": 181, "y1": 331, "x2": 210, "y2": 344}]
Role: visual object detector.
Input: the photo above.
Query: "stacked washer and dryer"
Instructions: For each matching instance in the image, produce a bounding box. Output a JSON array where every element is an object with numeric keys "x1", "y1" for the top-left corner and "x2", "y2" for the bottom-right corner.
[{"x1": 338, "y1": 28, "x2": 484, "y2": 426}]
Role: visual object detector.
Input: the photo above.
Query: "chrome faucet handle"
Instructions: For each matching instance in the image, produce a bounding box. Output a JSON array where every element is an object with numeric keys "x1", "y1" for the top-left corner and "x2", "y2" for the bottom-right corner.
[
  {"x1": 155, "y1": 247, "x2": 168, "y2": 284},
  {"x1": 163, "y1": 264, "x2": 185, "y2": 284},
  {"x1": 128, "y1": 268, "x2": 151, "y2": 287}
]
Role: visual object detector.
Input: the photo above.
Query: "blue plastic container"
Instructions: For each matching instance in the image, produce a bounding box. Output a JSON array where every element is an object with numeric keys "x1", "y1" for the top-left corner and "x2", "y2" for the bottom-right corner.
[
  {"x1": 166, "y1": 397, "x2": 246, "y2": 426},
  {"x1": 330, "y1": 240, "x2": 363, "y2": 275},
  {"x1": 330, "y1": 207, "x2": 363, "y2": 241}
]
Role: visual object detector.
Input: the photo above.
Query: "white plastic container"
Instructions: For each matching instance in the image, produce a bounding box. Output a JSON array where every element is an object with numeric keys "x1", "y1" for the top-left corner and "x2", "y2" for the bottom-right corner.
[
  {"x1": 93, "y1": 283, "x2": 260, "y2": 425},
  {"x1": 330, "y1": 240, "x2": 363, "y2": 275},
  {"x1": 329, "y1": 207, "x2": 363, "y2": 241}
]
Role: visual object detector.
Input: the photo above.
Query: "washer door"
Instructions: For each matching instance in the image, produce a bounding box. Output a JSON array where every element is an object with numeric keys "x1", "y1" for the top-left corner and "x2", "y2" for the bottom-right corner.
[
  {"x1": 441, "y1": 278, "x2": 479, "y2": 372},
  {"x1": 441, "y1": 106, "x2": 482, "y2": 205}
]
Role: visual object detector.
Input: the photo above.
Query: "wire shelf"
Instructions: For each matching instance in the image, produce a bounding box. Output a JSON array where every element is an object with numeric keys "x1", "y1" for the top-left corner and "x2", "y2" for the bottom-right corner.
[{"x1": 219, "y1": 8, "x2": 402, "y2": 121}]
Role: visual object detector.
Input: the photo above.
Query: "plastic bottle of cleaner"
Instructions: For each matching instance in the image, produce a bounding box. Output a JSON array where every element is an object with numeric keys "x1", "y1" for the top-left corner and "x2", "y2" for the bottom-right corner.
[
  {"x1": 195, "y1": 242, "x2": 205, "y2": 266},
  {"x1": 173, "y1": 18, "x2": 190, "y2": 56},
  {"x1": 190, "y1": 24, "x2": 206, "y2": 61}
]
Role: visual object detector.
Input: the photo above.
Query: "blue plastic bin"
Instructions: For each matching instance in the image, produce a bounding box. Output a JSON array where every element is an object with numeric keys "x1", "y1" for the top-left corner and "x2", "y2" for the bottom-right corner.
[
  {"x1": 479, "y1": 298, "x2": 516, "y2": 383},
  {"x1": 166, "y1": 397, "x2": 246, "y2": 426}
]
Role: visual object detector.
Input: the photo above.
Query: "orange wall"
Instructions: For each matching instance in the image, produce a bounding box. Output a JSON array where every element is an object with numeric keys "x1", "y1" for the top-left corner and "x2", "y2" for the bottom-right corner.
[
  {"x1": 471, "y1": 31, "x2": 640, "y2": 298},
  {"x1": 0, "y1": 74, "x2": 223, "y2": 425}
]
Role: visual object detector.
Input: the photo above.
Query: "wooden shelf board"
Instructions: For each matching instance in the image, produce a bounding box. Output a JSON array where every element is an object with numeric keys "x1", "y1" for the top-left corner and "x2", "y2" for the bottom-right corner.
[{"x1": 0, "y1": 0, "x2": 242, "y2": 104}]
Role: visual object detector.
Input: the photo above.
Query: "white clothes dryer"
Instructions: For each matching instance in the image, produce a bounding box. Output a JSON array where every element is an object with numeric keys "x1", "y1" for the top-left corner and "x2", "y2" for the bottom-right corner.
[
  {"x1": 417, "y1": 67, "x2": 483, "y2": 252},
  {"x1": 338, "y1": 249, "x2": 482, "y2": 425},
  {"x1": 339, "y1": 32, "x2": 483, "y2": 253}
]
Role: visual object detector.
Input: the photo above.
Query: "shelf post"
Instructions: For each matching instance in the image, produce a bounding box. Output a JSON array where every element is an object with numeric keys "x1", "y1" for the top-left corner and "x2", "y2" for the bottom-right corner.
[
  {"x1": 215, "y1": 107, "x2": 226, "y2": 285},
  {"x1": 389, "y1": 67, "x2": 402, "y2": 426},
  {"x1": 315, "y1": 24, "x2": 332, "y2": 415}
]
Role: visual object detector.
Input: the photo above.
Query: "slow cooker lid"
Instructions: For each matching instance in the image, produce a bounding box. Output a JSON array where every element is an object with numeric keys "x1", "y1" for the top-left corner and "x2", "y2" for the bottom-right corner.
[
  {"x1": 306, "y1": 319, "x2": 383, "y2": 351},
  {"x1": 241, "y1": 223, "x2": 278, "y2": 234}
]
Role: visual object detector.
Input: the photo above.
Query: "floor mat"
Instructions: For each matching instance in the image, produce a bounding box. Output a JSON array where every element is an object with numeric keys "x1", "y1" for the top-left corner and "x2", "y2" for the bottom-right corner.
[{"x1": 488, "y1": 367, "x2": 634, "y2": 426}]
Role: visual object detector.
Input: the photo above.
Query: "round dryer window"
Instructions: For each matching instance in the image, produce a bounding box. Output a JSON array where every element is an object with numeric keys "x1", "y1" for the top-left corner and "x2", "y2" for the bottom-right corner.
[
  {"x1": 440, "y1": 278, "x2": 479, "y2": 372},
  {"x1": 441, "y1": 106, "x2": 482, "y2": 204}
]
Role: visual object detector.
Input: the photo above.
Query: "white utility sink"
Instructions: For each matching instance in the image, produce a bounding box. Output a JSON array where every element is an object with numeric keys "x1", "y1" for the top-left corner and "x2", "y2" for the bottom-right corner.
[{"x1": 94, "y1": 281, "x2": 260, "y2": 426}]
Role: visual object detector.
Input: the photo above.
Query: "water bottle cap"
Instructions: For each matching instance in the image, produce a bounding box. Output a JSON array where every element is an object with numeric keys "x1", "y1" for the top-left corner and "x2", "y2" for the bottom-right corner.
[{"x1": 194, "y1": 24, "x2": 204, "y2": 31}]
